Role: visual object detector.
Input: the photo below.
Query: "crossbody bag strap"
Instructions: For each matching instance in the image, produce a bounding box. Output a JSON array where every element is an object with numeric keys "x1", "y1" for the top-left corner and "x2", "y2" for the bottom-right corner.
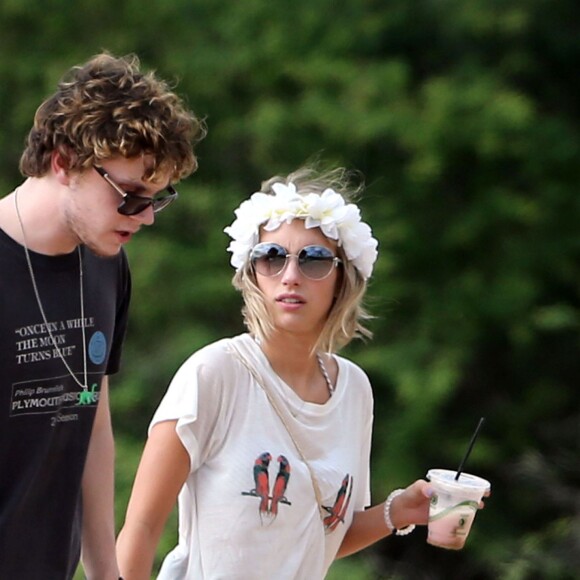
[{"x1": 230, "y1": 348, "x2": 325, "y2": 518}]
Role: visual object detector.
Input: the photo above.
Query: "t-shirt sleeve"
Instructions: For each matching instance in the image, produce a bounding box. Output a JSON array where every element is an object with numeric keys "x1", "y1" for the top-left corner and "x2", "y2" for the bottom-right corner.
[
  {"x1": 360, "y1": 405, "x2": 373, "y2": 509},
  {"x1": 106, "y1": 249, "x2": 131, "y2": 375},
  {"x1": 347, "y1": 361, "x2": 374, "y2": 511},
  {"x1": 149, "y1": 341, "x2": 232, "y2": 473}
]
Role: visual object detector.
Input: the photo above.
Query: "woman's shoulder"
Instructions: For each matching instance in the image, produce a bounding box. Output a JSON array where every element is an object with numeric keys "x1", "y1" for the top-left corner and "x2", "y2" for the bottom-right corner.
[
  {"x1": 334, "y1": 354, "x2": 374, "y2": 398},
  {"x1": 334, "y1": 354, "x2": 369, "y2": 380},
  {"x1": 174, "y1": 334, "x2": 251, "y2": 377}
]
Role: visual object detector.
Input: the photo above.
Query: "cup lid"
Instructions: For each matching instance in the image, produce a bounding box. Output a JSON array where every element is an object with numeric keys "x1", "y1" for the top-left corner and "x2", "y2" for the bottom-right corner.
[{"x1": 427, "y1": 468, "x2": 491, "y2": 491}]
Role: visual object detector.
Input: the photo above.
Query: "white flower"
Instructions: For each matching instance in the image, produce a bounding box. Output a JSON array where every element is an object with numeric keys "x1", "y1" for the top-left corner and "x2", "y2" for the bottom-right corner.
[{"x1": 224, "y1": 183, "x2": 378, "y2": 279}]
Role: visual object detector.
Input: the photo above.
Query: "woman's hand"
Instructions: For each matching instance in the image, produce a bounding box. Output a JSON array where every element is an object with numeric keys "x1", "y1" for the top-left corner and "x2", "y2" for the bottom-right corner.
[{"x1": 388, "y1": 480, "x2": 433, "y2": 530}]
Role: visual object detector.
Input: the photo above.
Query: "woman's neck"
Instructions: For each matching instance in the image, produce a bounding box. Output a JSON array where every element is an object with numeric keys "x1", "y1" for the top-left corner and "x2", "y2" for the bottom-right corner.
[{"x1": 258, "y1": 335, "x2": 334, "y2": 403}]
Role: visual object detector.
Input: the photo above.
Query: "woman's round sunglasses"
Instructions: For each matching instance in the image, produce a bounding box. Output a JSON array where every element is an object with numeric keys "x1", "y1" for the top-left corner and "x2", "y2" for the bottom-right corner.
[
  {"x1": 94, "y1": 165, "x2": 178, "y2": 216},
  {"x1": 250, "y1": 242, "x2": 342, "y2": 280}
]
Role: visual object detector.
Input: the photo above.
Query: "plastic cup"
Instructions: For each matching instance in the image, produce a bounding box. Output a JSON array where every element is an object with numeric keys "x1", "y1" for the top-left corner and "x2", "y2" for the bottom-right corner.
[{"x1": 426, "y1": 468, "x2": 490, "y2": 550}]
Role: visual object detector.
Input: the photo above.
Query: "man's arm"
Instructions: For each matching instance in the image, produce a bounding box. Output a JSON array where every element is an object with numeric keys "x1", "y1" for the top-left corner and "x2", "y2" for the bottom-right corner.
[{"x1": 80, "y1": 376, "x2": 121, "y2": 579}]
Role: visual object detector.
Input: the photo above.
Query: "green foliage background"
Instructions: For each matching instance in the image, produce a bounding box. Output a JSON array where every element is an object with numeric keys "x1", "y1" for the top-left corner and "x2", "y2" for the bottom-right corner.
[{"x1": 1, "y1": 1, "x2": 579, "y2": 578}]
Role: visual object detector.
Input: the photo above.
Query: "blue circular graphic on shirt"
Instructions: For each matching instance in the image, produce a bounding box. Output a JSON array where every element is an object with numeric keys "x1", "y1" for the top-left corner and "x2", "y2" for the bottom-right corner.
[{"x1": 89, "y1": 331, "x2": 107, "y2": 365}]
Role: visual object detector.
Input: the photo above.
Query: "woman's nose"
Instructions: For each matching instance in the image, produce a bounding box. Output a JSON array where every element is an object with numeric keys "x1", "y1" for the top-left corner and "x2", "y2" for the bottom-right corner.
[{"x1": 280, "y1": 255, "x2": 302, "y2": 284}]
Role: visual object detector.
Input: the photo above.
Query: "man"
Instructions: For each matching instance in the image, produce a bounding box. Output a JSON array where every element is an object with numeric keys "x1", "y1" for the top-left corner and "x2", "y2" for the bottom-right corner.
[{"x1": 0, "y1": 52, "x2": 205, "y2": 579}]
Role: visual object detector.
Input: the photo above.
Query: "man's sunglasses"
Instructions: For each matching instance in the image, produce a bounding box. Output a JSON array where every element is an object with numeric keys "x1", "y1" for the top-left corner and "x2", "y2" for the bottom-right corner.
[
  {"x1": 94, "y1": 165, "x2": 178, "y2": 216},
  {"x1": 250, "y1": 242, "x2": 342, "y2": 280}
]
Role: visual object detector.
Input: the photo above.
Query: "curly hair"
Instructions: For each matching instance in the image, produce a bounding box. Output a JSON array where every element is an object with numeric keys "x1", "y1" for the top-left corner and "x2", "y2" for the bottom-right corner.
[
  {"x1": 232, "y1": 165, "x2": 374, "y2": 354},
  {"x1": 19, "y1": 52, "x2": 206, "y2": 183}
]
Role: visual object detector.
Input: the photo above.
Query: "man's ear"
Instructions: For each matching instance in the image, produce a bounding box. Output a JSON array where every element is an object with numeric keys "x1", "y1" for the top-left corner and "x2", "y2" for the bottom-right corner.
[{"x1": 51, "y1": 148, "x2": 76, "y2": 185}]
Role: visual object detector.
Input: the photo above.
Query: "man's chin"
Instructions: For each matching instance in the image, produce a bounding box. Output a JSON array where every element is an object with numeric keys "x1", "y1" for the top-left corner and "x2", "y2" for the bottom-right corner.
[{"x1": 85, "y1": 242, "x2": 123, "y2": 258}]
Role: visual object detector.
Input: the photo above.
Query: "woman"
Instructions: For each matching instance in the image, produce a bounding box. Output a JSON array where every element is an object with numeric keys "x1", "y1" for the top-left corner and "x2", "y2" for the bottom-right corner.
[{"x1": 117, "y1": 166, "x2": 434, "y2": 579}]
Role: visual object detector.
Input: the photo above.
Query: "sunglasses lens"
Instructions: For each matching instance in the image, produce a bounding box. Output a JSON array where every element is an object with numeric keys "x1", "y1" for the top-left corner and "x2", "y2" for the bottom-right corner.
[
  {"x1": 118, "y1": 198, "x2": 152, "y2": 216},
  {"x1": 299, "y1": 246, "x2": 336, "y2": 279},
  {"x1": 251, "y1": 243, "x2": 288, "y2": 276},
  {"x1": 151, "y1": 192, "x2": 178, "y2": 213},
  {"x1": 118, "y1": 192, "x2": 177, "y2": 216}
]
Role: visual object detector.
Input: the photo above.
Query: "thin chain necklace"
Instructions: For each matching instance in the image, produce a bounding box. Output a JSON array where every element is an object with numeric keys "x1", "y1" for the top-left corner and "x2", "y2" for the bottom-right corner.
[
  {"x1": 316, "y1": 353, "x2": 335, "y2": 397},
  {"x1": 254, "y1": 336, "x2": 335, "y2": 397},
  {"x1": 14, "y1": 188, "x2": 89, "y2": 393}
]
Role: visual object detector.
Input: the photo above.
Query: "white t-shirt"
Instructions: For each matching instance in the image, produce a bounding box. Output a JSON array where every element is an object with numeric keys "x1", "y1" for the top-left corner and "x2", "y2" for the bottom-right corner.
[{"x1": 151, "y1": 333, "x2": 374, "y2": 580}]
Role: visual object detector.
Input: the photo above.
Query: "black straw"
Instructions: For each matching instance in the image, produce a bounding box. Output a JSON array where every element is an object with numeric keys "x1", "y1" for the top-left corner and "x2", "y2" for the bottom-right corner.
[{"x1": 455, "y1": 417, "x2": 486, "y2": 481}]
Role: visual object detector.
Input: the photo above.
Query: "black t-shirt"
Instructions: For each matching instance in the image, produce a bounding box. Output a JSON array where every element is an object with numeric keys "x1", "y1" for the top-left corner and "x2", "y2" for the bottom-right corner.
[{"x1": 0, "y1": 228, "x2": 131, "y2": 579}]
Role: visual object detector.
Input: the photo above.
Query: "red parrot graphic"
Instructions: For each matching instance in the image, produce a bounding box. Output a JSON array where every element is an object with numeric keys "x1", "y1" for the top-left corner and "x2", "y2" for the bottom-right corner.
[
  {"x1": 323, "y1": 474, "x2": 353, "y2": 532},
  {"x1": 241, "y1": 452, "x2": 292, "y2": 522},
  {"x1": 241, "y1": 452, "x2": 272, "y2": 517},
  {"x1": 270, "y1": 455, "x2": 292, "y2": 516}
]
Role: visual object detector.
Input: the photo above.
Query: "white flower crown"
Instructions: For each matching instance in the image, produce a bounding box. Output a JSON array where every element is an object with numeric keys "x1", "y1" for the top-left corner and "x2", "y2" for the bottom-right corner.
[{"x1": 224, "y1": 182, "x2": 378, "y2": 280}]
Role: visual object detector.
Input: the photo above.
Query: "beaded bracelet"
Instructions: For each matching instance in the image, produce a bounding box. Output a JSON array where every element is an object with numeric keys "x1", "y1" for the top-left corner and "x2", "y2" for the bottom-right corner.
[{"x1": 383, "y1": 488, "x2": 416, "y2": 536}]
